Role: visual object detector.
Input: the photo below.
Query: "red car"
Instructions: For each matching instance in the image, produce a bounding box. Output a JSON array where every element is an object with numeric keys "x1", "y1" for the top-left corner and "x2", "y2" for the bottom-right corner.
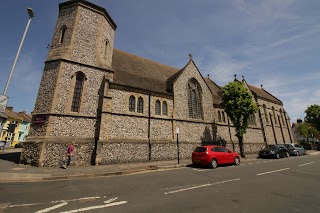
[{"x1": 192, "y1": 146, "x2": 240, "y2": 168}]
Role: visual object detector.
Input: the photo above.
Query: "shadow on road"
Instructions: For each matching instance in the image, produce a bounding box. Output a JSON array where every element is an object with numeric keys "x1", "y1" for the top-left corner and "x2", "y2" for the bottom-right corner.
[{"x1": 0, "y1": 152, "x2": 21, "y2": 164}]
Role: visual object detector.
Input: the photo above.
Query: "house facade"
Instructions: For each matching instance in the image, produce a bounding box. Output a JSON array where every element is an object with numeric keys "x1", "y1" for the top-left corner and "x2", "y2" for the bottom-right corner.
[
  {"x1": 0, "y1": 107, "x2": 31, "y2": 147},
  {"x1": 21, "y1": 0, "x2": 293, "y2": 167}
]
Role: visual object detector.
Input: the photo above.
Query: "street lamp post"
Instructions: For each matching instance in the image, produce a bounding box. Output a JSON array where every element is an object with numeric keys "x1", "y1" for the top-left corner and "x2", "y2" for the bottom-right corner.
[
  {"x1": 0, "y1": 8, "x2": 34, "y2": 147},
  {"x1": 3, "y1": 8, "x2": 34, "y2": 96}
]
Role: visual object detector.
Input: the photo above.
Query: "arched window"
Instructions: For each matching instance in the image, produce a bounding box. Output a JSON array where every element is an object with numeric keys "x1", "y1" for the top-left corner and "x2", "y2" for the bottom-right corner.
[
  {"x1": 249, "y1": 114, "x2": 256, "y2": 126},
  {"x1": 104, "y1": 40, "x2": 108, "y2": 57},
  {"x1": 137, "y1": 97, "x2": 143, "y2": 113},
  {"x1": 155, "y1": 100, "x2": 161, "y2": 115},
  {"x1": 272, "y1": 107, "x2": 277, "y2": 124},
  {"x1": 188, "y1": 79, "x2": 202, "y2": 119},
  {"x1": 71, "y1": 72, "x2": 85, "y2": 112},
  {"x1": 60, "y1": 25, "x2": 67, "y2": 44},
  {"x1": 222, "y1": 111, "x2": 226, "y2": 123},
  {"x1": 218, "y1": 111, "x2": 221, "y2": 122},
  {"x1": 162, "y1": 101, "x2": 168, "y2": 116},
  {"x1": 129, "y1": 96, "x2": 135, "y2": 112},
  {"x1": 263, "y1": 105, "x2": 269, "y2": 123},
  {"x1": 280, "y1": 109, "x2": 285, "y2": 126}
]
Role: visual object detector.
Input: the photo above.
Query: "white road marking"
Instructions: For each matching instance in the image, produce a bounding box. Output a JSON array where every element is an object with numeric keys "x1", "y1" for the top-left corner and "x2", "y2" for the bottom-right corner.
[
  {"x1": 59, "y1": 201, "x2": 127, "y2": 213},
  {"x1": 164, "y1": 178, "x2": 240, "y2": 195},
  {"x1": 9, "y1": 196, "x2": 103, "y2": 208},
  {"x1": 248, "y1": 163, "x2": 252, "y2": 165},
  {"x1": 256, "y1": 168, "x2": 290, "y2": 176},
  {"x1": 298, "y1": 162, "x2": 315, "y2": 167},
  {"x1": 35, "y1": 202, "x2": 68, "y2": 213},
  {"x1": 192, "y1": 168, "x2": 207, "y2": 172}
]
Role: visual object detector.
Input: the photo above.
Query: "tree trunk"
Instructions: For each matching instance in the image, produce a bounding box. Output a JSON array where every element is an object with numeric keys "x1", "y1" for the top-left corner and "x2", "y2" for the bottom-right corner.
[{"x1": 238, "y1": 136, "x2": 246, "y2": 158}]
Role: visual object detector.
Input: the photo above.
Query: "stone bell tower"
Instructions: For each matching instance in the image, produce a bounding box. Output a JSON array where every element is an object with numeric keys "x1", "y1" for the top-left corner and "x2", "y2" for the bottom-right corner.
[{"x1": 23, "y1": 0, "x2": 117, "y2": 167}]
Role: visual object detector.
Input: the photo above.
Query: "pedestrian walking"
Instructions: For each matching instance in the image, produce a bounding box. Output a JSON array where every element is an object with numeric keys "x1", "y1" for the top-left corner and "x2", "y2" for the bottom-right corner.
[{"x1": 64, "y1": 142, "x2": 74, "y2": 169}]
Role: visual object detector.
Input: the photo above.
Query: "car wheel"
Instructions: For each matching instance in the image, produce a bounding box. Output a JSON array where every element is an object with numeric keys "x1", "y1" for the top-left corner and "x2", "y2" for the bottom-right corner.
[
  {"x1": 276, "y1": 153, "x2": 280, "y2": 159},
  {"x1": 234, "y1": 157, "x2": 240, "y2": 166},
  {"x1": 211, "y1": 159, "x2": 218, "y2": 169},
  {"x1": 15, "y1": 144, "x2": 18, "y2": 148}
]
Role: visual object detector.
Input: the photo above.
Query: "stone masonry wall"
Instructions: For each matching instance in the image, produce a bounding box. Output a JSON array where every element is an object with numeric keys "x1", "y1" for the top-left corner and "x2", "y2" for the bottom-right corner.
[
  {"x1": 33, "y1": 62, "x2": 59, "y2": 114},
  {"x1": 50, "y1": 116, "x2": 96, "y2": 137},
  {"x1": 55, "y1": 62, "x2": 105, "y2": 116}
]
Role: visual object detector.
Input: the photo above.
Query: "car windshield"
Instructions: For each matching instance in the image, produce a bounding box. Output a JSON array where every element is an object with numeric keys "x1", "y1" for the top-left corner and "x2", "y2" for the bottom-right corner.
[
  {"x1": 264, "y1": 145, "x2": 276, "y2": 150},
  {"x1": 194, "y1": 147, "x2": 207, "y2": 152}
]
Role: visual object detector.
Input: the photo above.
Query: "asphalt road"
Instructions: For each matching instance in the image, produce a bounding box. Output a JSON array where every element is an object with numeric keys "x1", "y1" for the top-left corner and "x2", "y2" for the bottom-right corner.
[{"x1": 1, "y1": 154, "x2": 319, "y2": 213}]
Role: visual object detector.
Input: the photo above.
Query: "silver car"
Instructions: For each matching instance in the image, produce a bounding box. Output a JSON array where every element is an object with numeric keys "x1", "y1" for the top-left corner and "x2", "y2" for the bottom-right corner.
[{"x1": 284, "y1": 144, "x2": 306, "y2": 156}]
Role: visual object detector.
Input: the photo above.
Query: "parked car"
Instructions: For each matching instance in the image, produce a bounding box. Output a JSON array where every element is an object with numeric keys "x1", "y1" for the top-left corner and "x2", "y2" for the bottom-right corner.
[
  {"x1": 283, "y1": 143, "x2": 306, "y2": 156},
  {"x1": 258, "y1": 144, "x2": 289, "y2": 159},
  {"x1": 192, "y1": 145, "x2": 240, "y2": 169}
]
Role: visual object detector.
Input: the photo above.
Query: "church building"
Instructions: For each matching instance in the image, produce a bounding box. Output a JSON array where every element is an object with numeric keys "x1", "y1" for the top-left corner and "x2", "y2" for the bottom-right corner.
[{"x1": 21, "y1": 0, "x2": 293, "y2": 167}]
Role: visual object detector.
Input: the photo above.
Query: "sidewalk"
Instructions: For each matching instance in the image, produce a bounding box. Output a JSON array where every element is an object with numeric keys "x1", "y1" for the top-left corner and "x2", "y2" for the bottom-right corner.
[{"x1": 0, "y1": 148, "x2": 318, "y2": 183}]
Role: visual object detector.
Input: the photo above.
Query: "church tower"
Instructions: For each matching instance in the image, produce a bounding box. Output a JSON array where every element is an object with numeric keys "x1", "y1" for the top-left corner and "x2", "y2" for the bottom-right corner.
[{"x1": 24, "y1": 0, "x2": 117, "y2": 167}]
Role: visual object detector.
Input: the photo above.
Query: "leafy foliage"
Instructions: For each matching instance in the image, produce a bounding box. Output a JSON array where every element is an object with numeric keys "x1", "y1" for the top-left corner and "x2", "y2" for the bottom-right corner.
[
  {"x1": 295, "y1": 122, "x2": 319, "y2": 139},
  {"x1": 221, "y1": 80, "x2": 258, "y2": 137},
  {"x1": 305, "y1": 104, "x2": 320, "y2": 131},
  {"x1": 221, "y1": 80, "x2": 258, "y2": 158}
]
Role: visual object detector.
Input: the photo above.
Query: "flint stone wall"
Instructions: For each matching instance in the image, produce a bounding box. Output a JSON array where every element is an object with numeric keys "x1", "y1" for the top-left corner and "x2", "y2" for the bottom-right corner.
[
  {"x1": 33, "y1": 62, "x2": 59, "y2": 114},
  {"x1": 50, "y1": 116, "x2": 96, "y2": 137},
  {"x1": 42, "y1": 142, "x2": 94, "y2": 167},
  {"x1": 20, "y1": 142, "x2": 41, "y2": 165}
]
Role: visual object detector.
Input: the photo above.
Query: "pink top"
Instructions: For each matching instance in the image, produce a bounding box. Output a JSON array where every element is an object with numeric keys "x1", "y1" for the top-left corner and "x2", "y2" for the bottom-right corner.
[{"x1": 67, "y1": 144, "x2": 74, "y2": 155}]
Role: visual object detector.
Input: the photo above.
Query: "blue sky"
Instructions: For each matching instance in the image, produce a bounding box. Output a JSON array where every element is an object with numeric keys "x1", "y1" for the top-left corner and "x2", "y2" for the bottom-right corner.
[{"x1": 1, "y1": 0, "x2": 319, "y2": 123}]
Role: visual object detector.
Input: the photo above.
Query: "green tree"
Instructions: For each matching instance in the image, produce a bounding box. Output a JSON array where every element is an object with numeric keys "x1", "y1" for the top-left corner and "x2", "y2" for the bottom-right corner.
[
  {"x1": 295, "y1": 122, "x2": 319, "y2": 141},
  {"x1": 221, "y1": 80, "x2": 258, "y2": 158},
  {"x1": 305, "y1": 104, "x2": 320, "y2": 131}
]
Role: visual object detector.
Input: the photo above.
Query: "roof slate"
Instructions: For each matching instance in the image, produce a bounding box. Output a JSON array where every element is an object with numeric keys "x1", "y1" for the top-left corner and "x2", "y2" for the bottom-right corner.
[
  {"x1": 112, "y1": 49, "x2": 179, "y2": 94},
  {"x1": 111, "y1": 49, "x2": 282, "y2": 105}
]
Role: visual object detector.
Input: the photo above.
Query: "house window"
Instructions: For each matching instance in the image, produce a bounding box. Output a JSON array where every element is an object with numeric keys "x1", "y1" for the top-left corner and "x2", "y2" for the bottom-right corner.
[
  {"x1": 137, "y1": 97, "x2": 143, "y2": 113},
  {"x1": 155, "y1": 100, "x2": 161, "y2": 115},
  {"x1": 162, "y1": 101, "x2": 168, "y2": 116},
  {"x1": 60, "y1": 25, "x2": 67, "y2": 43},
  {"x1": 222, "y1": 111, "x2": 226, "y2": 123},
  {"x1": 263, "y1": 105, "x2": 268, "y2": 123},
  {"x1": 71, "y1": 72, "x2": 85, "y2": 112},
  {"x1": 129, "y1": 96, "x2": 135, "y2": 112},
  {"x1": 218, "y1": 111, "x2": 221, "y2": 122},
  {"x1": 188, "y1": 79, "x2": 202, "y2": 119}
]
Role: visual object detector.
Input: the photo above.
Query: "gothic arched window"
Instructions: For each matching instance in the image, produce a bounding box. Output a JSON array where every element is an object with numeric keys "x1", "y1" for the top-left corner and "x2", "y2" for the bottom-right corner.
[
  {"x1": 137, "y1": 97, "x2": 143, "y2": 113},
  {"x1": 71, "y1": 72, "x2": 85, "y2": 112},
  {"x1": 60, "y1": 25, "x2": 67, "y2": 44},
  {"x1": 162, "y1": 101, "x2": 168, "y2": 116},
  {"x1": 155, "y1": 100, "x2": 161, "y2": 115},
  {"x1": 104, "y1": 40, "x2": 109, "y2": 57},
  {"x1": 129, "y1": 96, "x2": 135, "y2": 112},
  {"x1": 272, "y1": 107, "x2": 277, "y2": 124},
  {"x1": 188, "y1": 79, "x2": 202, "y2": 119},
  {"x1": 263, "y1": 105, "x2": 269, "y2": 123},
  {"x1": 218, "y1": 111, "x2": 221, "y2": 122},
  {"x1": 222, "y1": 111, "x2": 226, "y2": 123}
]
